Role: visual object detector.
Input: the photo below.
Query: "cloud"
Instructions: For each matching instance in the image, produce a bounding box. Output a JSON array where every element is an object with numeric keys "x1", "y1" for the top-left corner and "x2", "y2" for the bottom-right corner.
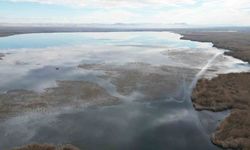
[
  {"x1": 4, "y1": 0, "x2": 250, "y2": 25},
  {"x1": 10, "y1": 0, "x2": 197, "y2": 7},
  {"x1": 146, "y1": 0, "x2": 250, "y2": 25}
]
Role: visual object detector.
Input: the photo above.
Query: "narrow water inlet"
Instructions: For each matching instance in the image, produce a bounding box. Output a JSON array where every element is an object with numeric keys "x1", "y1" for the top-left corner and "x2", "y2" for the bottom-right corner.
[
  {"x1": 189, "y1": 52, "x2": 223, "y2": 91},
  {"x1": 175, "y1": 52, "x2": 223, "y2": 104}
]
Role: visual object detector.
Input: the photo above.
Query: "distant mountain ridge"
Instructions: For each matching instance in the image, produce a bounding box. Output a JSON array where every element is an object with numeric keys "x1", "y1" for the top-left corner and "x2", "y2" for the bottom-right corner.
[{"x1": 0, "y1": 23, "x2": 191, "y2": 28}]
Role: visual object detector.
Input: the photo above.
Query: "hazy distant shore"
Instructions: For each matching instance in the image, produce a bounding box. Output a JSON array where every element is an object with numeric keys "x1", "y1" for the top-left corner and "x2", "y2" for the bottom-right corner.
[
  {"x1": 181, "y1": 31, "x2": 250, "y2": 150},
  {"x1": 0, "y1": 26, "x2": 176, "y2": 38},
  {"x1": 0, "y1": 25, "x2": 250, "y2": 38},
  {"x1": 12, "y1": 144, "x2": 80, "y2": 150},
  {"x1": 0, "y1": 33, "x2": 17, "y2": 37},
  {"x1": 0, "y1": 53, "x2": 4, "y2": 60}
]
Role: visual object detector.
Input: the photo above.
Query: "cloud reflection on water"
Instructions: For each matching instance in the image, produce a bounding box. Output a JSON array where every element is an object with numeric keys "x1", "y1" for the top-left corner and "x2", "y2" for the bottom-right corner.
[{"x1": 0, "y1": 32, "x2": 248, "y2": 150}]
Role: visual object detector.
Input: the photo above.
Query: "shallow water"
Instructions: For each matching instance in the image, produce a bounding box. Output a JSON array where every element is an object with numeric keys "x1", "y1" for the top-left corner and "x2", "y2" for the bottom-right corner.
[{"x1": 0, "y1": 32, "x2": 249, "y2": 150}]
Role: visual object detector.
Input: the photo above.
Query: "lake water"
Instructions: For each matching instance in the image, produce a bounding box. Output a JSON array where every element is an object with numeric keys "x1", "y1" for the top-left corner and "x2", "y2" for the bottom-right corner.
[{"x1": 0, "y1": 32, "x2": 249, "y2": 150}]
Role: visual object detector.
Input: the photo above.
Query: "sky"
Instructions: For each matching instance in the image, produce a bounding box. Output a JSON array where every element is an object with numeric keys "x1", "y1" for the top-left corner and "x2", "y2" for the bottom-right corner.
[{"x1": 0, "y1": 0, "x2": 250, "y2": 26}]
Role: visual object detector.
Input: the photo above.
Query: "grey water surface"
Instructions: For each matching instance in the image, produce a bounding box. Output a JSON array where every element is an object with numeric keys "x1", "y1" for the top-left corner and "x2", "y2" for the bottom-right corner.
[{"x1": 0, "y1": 32, "x2": 248, "y2": 150}]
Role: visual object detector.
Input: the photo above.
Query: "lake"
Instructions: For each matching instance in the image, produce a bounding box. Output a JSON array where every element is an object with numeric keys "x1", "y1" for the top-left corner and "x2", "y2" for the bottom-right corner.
[{"x1": 0, "y1": 32, "x2": 249, "y2": 150}]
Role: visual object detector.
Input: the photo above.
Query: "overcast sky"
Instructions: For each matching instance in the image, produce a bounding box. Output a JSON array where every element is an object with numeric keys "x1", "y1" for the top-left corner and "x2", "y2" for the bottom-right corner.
[{"x1": 1, "y1": 0, "x2": 250, "y2": 25}]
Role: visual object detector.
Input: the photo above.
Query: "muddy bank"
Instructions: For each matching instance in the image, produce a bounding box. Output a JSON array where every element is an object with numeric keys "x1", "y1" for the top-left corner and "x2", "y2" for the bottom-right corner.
[
  {"x1": 192, "y1": 73, "x2": 250, "y2": 150},
  {"x1": 0, "y1": 33, "x2": 18, "y2": 37},
  {"x1": 0, "y1": 80, "x2": 119, "y2": 119},
  {"x1": 181, "y1": 31, "x2": 250, "y2": 149},
  {"x1": 180, "y1": 32, "x2": 250, "y2": 63},
  {"x1": 79, "y1": 62, "x2": 197, "y2": 101},
  {"x1": 13, "y1": 144, "x2": 80, "y2": 150},
  {"x1": 192, "y1": 73, "x2": 250, "y2": 111},
  {"x1": 0, "y1": 62, "x2": 197, "y2": 119}
]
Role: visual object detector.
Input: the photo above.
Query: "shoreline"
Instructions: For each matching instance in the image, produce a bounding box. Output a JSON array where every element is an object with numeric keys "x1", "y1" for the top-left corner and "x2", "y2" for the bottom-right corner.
[
  {"x1": 0, "y1": 33, "x2": 19, "y2": 37},
  {"x1": 0, "y1": 53, "x2": 4, "y2": 60},
  {"x1": 180, "y1": 32, "x2": 250, "y2": 63},
  {"x1": 181, "y1": 32, "x2": 250, "y2": 150},
  {"x1": 0, "y1": 26, "x2": 249, "y2": 38},
  {"x1": 12, "y1": 144, "x2": 80, "y2": 150}
]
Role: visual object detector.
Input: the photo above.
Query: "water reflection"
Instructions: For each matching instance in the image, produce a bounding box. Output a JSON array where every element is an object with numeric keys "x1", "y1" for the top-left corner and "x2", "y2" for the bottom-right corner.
[
  {"x1": 0, "y1": 32, "x2": 206, "y2": 50},
  {"x1": 0, "y1": 32, "x2": 248, "y2": 150},
  {"x1": 0, "y1": 101, "x2": 220, "y2": 150}
]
